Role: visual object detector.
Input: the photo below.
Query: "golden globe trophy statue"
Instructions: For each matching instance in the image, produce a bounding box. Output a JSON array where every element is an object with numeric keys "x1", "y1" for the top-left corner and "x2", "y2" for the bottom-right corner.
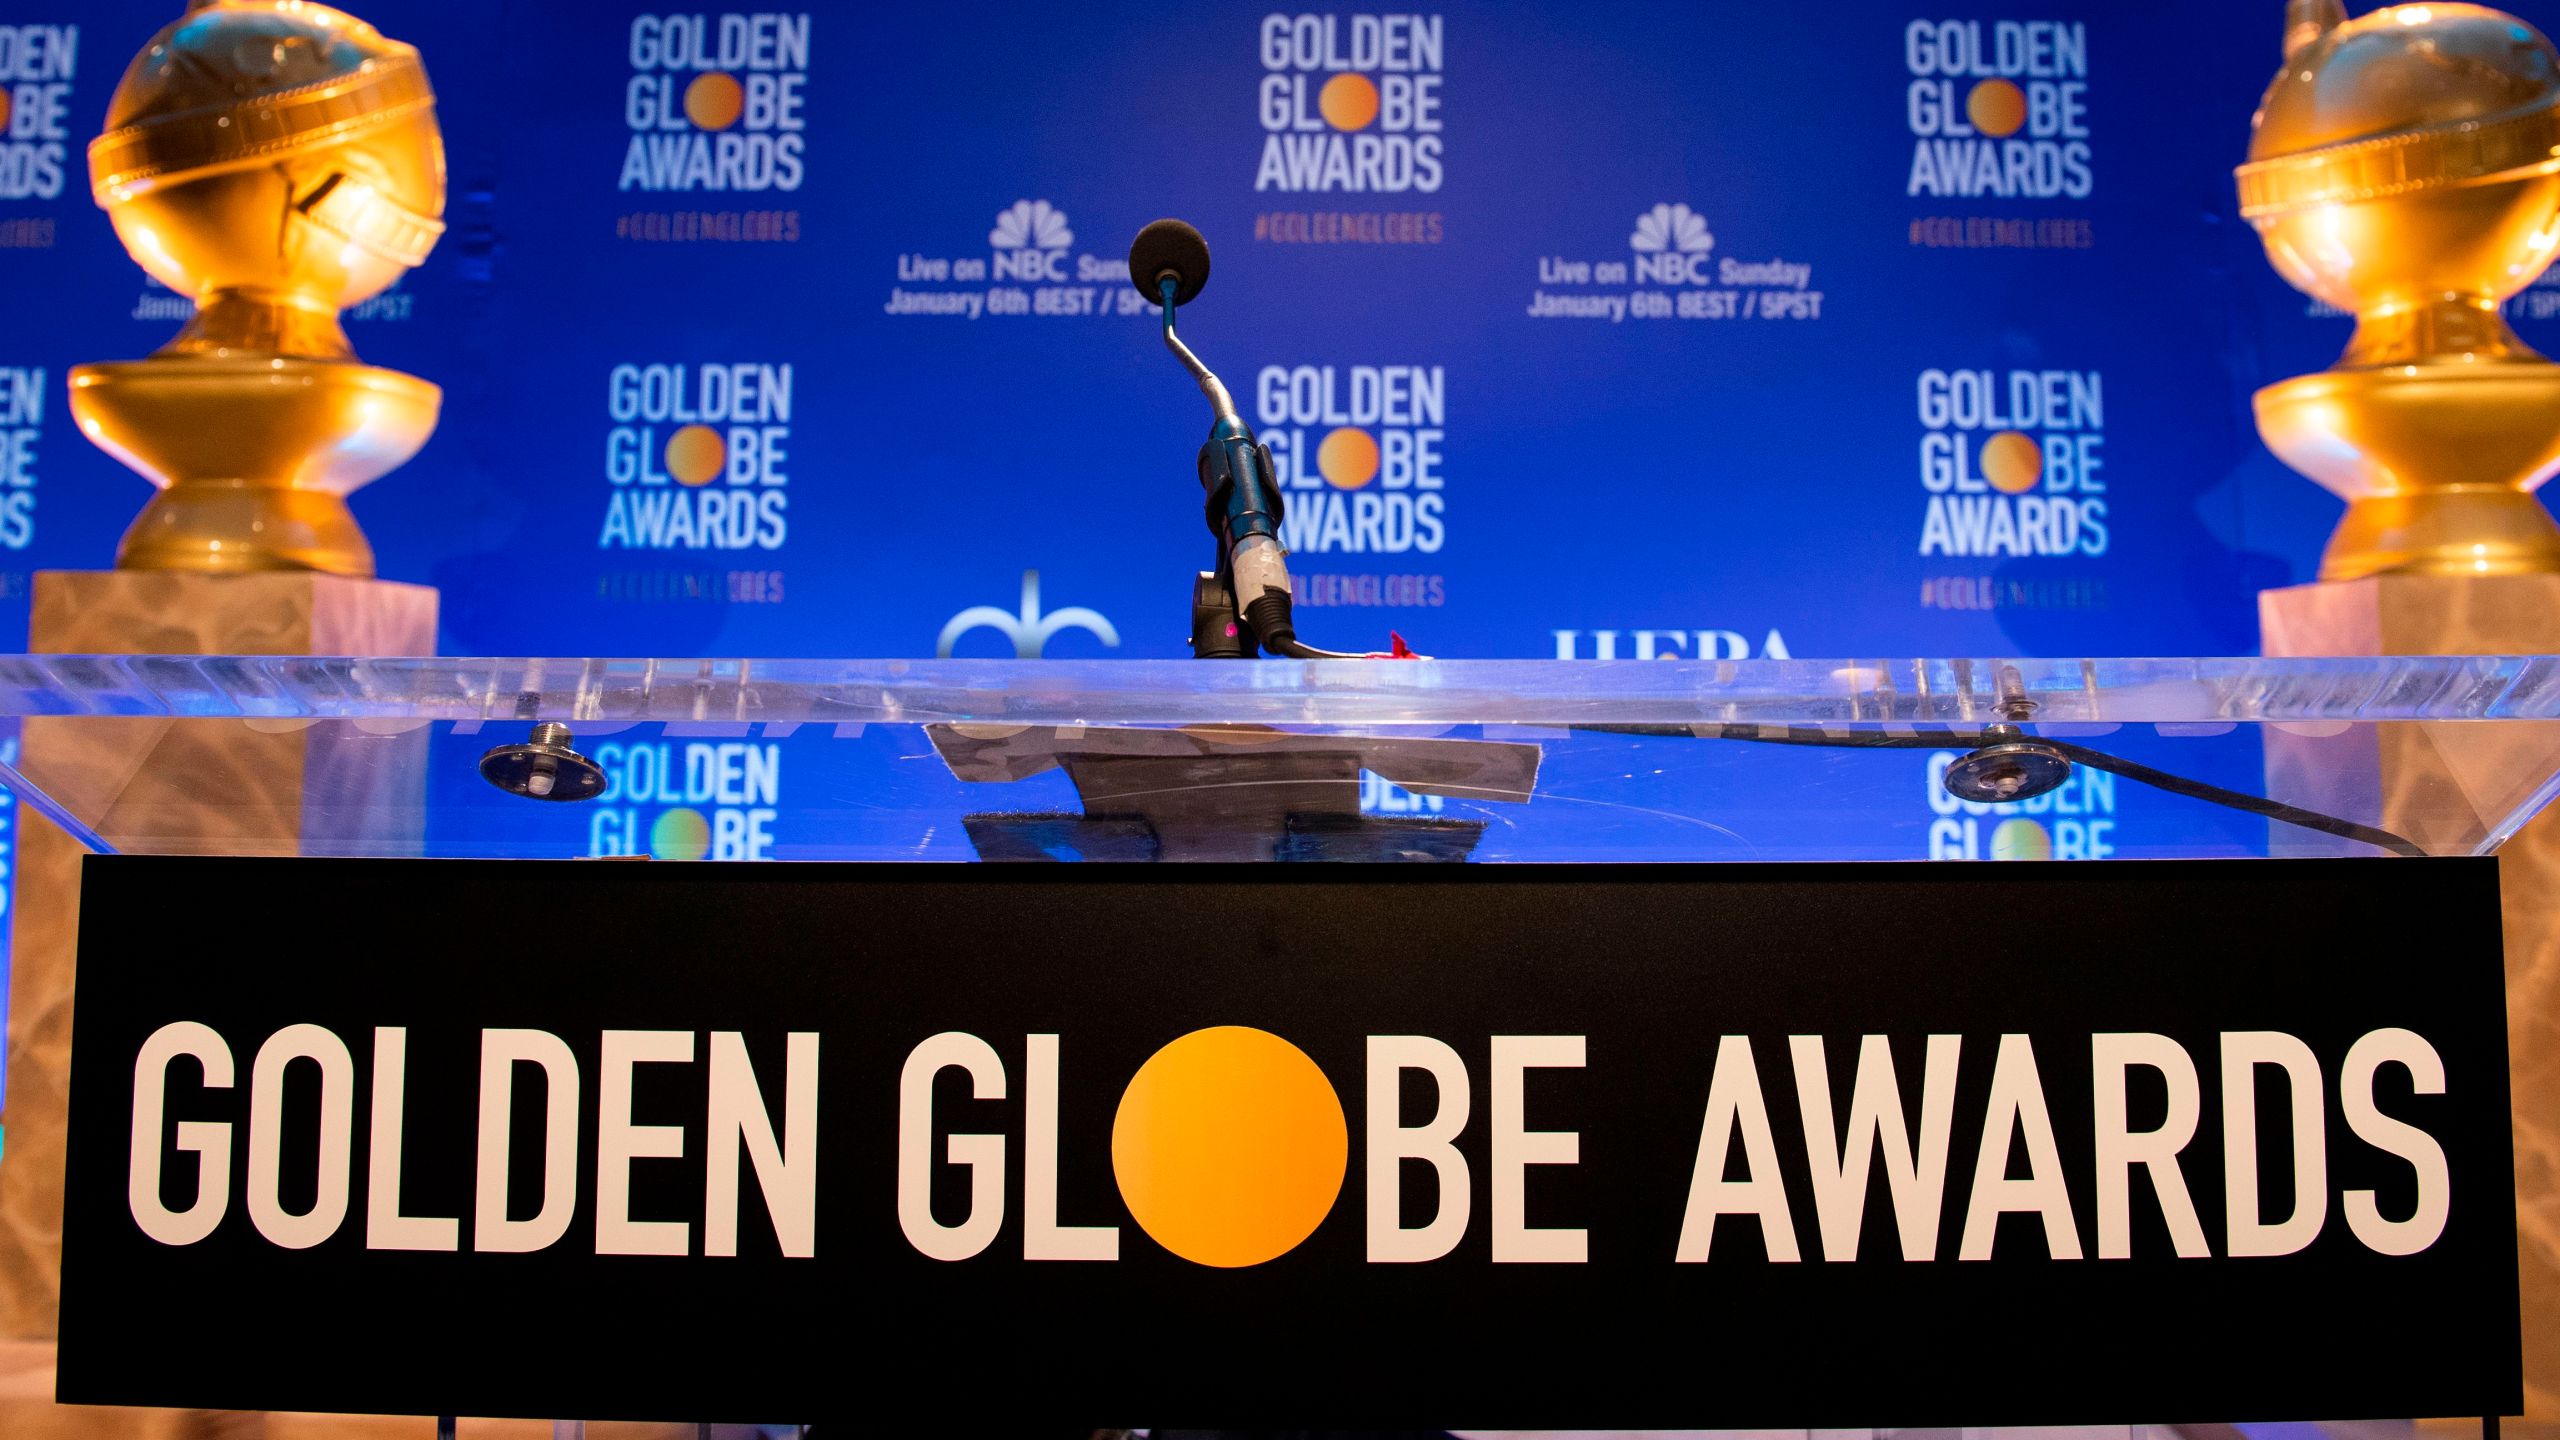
[
  {"x1": 2239, "y1": 0, "x2": 2560, "y2": 581},
  {"x1": 2245, "y1": 11, "x2": 2560, "y2": 1408},
  {"x1": 70, "y1": 0, "x2": 445, "y2": 576},
  {"x1": 0, "y1": 2, "x2": 446, "y2": 1356}
]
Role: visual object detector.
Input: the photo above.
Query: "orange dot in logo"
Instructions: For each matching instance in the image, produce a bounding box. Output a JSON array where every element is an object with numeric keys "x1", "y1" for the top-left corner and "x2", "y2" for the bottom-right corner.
[
  {"x1": 0, "y1": 92, "x2": 12, "y2": 131},
  {"x1": 1967, "y1": 78, "x2": 2027, "y2": 138},
  {"x1": 1111, "y1": 1026, "x2": 1347, "y2": 1268},
  {"x1": 1991, "y1": 818, "x2": 2052, "y2": 862},
  {"x1": 664, "y1": 425, "x2": 726, "y2": 487},
  {"x1": 1319, "y1": 73, "x2": 1379, "y2": 132},
  {"x1": 1317, "y1": 427, "x2": 1380, "y2": 490},
  {"x1": 685, "y1": 72, "x2": 744, "y2": 131},
  {"x1": 650, "y1": 808, "x2": 711, "y2": 861},
  {"x1": 1979, "y1": 430, "x2": 2044, "y2": 495}
]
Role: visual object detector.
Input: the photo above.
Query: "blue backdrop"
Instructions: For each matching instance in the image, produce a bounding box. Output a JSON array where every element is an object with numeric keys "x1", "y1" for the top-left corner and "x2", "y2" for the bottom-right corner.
[
  {"x1": 6, "y1": 2, "x2": 2539, "y2": 1099},
  {"x1": 0, "y1": 2, "x2": 2546, "y2": 861},
  {"x1": 14, "y1": 0, "x2": 2544, "y2": 669}
]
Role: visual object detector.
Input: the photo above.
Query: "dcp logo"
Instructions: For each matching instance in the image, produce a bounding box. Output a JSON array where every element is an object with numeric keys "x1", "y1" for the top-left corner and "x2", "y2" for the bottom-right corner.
[{"x1": 938, "y1": 571, "x2": 1120, "y2": 658}]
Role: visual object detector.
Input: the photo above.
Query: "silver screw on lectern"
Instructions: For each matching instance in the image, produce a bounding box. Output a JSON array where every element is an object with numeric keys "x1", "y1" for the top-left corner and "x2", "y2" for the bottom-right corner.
[
  {"x1": 1942, "y1": 666, "x2": 2075, "y2": 805},
  {"x1": 478, "y1": 721, "x2": 608, "y2": 802}
]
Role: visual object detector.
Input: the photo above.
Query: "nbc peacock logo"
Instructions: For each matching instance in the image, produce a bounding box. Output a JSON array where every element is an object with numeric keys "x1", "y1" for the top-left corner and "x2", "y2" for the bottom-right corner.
[
  {"x1": 989, "y1": 200, "x2": 1071, "y2": 251},
  {"x1": 887, "y1": 200, "x2": 1136, "y2": 319},
  {"x1": 1255, "y1": 13, "x2": 1444, "y2": 193},
  {"x1": 1629, "y1": 202, "x2": 1713, "y2": 282},
  {"x1": 1528, "y1": 202, "x2": 1820, "y2": 323},
  {"x1": 988, "y1": 199, "x2": 1072, "y2": 283},
  {"x1": 621, "y1": 12, "x2": 810, "y2": 192}
]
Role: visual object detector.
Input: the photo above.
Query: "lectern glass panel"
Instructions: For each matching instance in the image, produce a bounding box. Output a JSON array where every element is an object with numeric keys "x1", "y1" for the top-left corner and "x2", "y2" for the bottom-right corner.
[{"x1": 0, "y1": 654, "x2": 2552, "y2": 861}]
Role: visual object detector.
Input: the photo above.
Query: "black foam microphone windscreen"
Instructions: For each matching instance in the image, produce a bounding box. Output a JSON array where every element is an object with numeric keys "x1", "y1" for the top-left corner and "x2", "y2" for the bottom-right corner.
[{"x1": 1128, "y1": 218, "x2": 1211, "y2": 306}]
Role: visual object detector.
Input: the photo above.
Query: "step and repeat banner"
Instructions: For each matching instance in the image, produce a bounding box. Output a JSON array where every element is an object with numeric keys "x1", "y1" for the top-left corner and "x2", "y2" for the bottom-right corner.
[
  {"x1": 6, "y1": 2, "x2": 2543, "y2": 1090},
  {"x1": 0, "y1": 0, "x2": 2545, "y2": 883},
  {"x1": 14, "y1": 0, "x2": 2556, "y2": 666}
]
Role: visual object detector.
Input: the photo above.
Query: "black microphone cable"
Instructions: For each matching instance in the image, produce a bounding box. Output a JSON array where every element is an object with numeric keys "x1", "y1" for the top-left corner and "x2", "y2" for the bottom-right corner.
[
  {"x1": 1243, "y1": 589, "x2": 1413, "y2": 660},
  {"x1": 1571, "y1": 723, "x2": 2427, "y2": 857}
]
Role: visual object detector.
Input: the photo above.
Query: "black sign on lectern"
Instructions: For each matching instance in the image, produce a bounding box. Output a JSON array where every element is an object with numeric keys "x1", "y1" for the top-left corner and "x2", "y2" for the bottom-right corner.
[{"x1": 59, "y1": 856, "x2": 2520, "y2": 1426}]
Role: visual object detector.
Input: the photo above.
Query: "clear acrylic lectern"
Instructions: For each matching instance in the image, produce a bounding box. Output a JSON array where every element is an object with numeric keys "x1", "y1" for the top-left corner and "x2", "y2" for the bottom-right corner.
[
  {"x1": 0, "y1": 653, "x2": 2547, "y2": 862},
  {"x1": 3, "y1": 654, "x2": 2553, "y2": 1439}
]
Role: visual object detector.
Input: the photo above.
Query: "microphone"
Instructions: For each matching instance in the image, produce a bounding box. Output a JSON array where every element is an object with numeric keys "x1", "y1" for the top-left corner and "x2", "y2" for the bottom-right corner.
[
  {"x1": 1127, "y1": 219, "x2": 1304, "y2": 657},
  {"x1": 1128, "y1": 218, "x2": 1210, "y2": 308}
]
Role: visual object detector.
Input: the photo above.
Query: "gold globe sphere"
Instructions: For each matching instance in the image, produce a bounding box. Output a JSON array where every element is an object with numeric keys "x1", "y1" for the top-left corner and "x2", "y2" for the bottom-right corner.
[
  {"x1": 70, "y1": 0, "x2": 446, "y2": 576},
  {"x1": 92, "y1": 0, "x2": 444, "y2": 358},
  {"x1": 2238, "y1": 2, "x2": 2560, "y2": 581},
  {"x1": 2242, "y1": 3, "x2": 2560, "y2": 362}
]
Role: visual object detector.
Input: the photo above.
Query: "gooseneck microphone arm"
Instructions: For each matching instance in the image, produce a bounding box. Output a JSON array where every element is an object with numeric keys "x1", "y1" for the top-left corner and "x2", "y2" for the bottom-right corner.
[
  {"x1": 1159, "y1": 279, "x2": 1239, "y2": 424},
  {"x1": 1132, "y1": 218, "x2": 1370, "y2": 660},
  {"x1": 1163, "y1": 277, "x2": 1294, "y2": 635}
]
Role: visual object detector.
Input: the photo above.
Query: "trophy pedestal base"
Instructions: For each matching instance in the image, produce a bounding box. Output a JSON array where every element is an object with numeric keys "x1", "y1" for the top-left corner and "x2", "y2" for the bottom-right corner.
[
  {"x1": 2264, "y1": 573, "x2": 2560, "y2": 1414},
  {"x1": 68, "y1": 357, "x2": 441, "y2": 578},
  {"x1": 117, "y1": 476, "x2": 375, "y2": 579},
  {"x1": 2324, "y1": 484, "x2": 2560, "y2": 583},
  {"x1": 2255, "y1": 362, "x2": 2560, "y2": 581},
  {"x1": 0, "y1": 572, "x2": 437, "y2": 1360}
]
